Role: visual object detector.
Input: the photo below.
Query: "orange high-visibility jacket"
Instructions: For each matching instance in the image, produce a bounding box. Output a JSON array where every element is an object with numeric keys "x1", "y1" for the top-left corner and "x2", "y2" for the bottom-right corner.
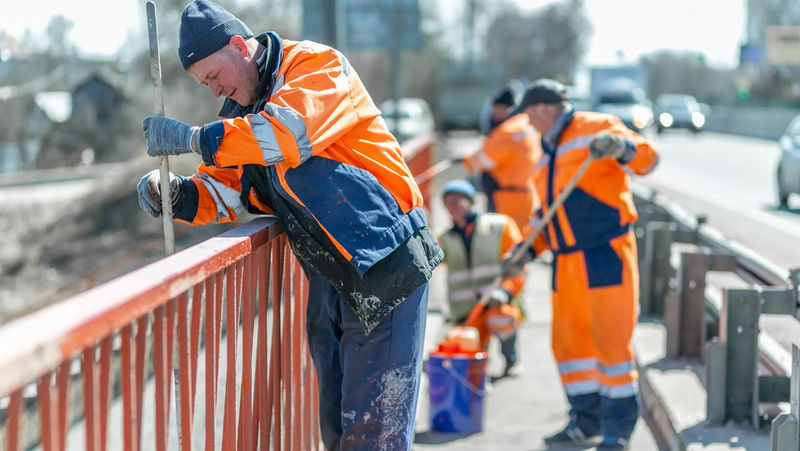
[
  {"x1": 172, "y1": 32, "x2": 442, "y2": 333},
  {"x1": 464, "y1": 113, "x2": 542, "y2": 230},
  {"x1": 530, "y1": 109, "x2": 659, "y2": 255}
]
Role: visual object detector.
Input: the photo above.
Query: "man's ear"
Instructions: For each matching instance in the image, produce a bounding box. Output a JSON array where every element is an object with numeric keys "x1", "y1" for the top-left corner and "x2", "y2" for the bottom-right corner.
[{"x1": 228, "y1": 35, "x2": 249, "y2": 57}]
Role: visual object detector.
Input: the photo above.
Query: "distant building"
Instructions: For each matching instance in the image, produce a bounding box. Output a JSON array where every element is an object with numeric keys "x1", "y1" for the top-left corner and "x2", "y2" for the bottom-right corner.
[{"x1": 0, "y1": 56, "x2": 126, "y2": 172}]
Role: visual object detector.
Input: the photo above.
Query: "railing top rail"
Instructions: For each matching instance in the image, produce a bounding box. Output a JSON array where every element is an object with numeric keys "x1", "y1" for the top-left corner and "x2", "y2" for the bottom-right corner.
[
  {"x1": 0, "y1": 216, "x2": 280, "y2": 396},
  {"x1": 632, "y1": 184, "x2": 792, "y2": 287},
  {"x1": 400, "y1": 133, "x2": 436, "y2": 160}
]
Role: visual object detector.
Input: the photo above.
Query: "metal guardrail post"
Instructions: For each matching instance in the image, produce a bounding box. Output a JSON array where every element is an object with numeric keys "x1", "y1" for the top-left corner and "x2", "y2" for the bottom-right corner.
[
  {"x1": 706, "y1": 337, "x2": 727, "y2": 424},
  {"x1": 665, "y1": 251, "x2": 737, "y2": 359},
  {"x1": 771, "y1": 345, "x2": 800, "y2": 451},
  {"x1": 640, "y1": 221, "x2": 674, "y2": 316},
  {"x1": 721, "y1": 288, "x2": 762, "y2": 426}
]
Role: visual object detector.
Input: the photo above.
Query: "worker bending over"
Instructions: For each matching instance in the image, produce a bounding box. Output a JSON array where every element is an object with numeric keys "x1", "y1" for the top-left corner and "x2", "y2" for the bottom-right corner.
[{"x1": 136, "y1": 1, "x2": 443, "y2": 449}]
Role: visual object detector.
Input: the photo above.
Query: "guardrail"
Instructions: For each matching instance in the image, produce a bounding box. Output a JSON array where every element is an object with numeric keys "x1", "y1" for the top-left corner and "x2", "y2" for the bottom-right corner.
[
  {"x1": 0, "y1": 218, "x2": 320, "y2": 450},
  {"x1": 632, "y1": 185, "x2": 800, "y2": 447}
]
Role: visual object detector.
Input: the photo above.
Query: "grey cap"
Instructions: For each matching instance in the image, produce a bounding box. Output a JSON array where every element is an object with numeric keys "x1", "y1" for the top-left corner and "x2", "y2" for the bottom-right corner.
[
  {"x1": 516, "y1": 78, "x2": 567, "y2": 112},
  {"x1": 178, "y1": 0, "x2": 253, "y2": 70}
]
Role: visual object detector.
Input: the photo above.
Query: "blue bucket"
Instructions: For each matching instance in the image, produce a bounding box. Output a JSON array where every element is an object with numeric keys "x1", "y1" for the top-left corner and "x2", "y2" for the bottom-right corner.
[{"x1": 426, "y1": 351, "x2": 488, "y2": 434}]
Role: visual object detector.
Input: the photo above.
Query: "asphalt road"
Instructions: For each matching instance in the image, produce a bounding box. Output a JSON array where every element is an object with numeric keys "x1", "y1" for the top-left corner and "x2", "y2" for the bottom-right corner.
[{"x1": 636, "y1": 129, "x2": 800, "y2": 271}]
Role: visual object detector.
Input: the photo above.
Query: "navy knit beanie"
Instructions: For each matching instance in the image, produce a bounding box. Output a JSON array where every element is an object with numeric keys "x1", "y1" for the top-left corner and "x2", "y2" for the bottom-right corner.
[{"x1": 178, "y1": 0, "x2": 253, "y2": 70}]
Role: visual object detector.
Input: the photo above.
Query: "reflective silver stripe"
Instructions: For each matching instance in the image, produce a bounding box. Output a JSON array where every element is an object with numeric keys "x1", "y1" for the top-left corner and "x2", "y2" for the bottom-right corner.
[
  {"x1": 534, "y1": 155, "x2": 550, "y2": 171},
  {"x1": 337, "y1": 51, "x2": 352, "y2": 77},
  {"x1": 249, "y1": 113, "x2": 284, "y2": 164},
  {"x1": 447, "y1": 265, "x2": 501, "y2": 283},
  {"x1": 264, "y1": 103, "x2": 313, "y2": 163},
  {"x1": 535, "y1": 135, "x2": 595, "y2": 171},
  {"x1": 556, "y1": 135, "x2": 595, "y2": 157},
  {"x1": 196, "y1": 173, "x2": 243, "y2": 221},
  {"x1": 622, "y1": 165, "x2": 635, "y2": 175},
  {"x1": 599, "y1": 360, "x2": 636, "y2": 378},
  {"x1": 563, "y1": 380, "x2": 599, "y2": 396},
  {"x1": 470, "y1": 151, "x2": 496, "y2": 171},
  {"x1": 449, "y1": 289, "x2": 479, "y2": 302},
  {"x1": 640, "y1": 153, "x2": 660, "y2": 175},
  {"x1": 270, "y1": 74, "x2": 285, "y2": 98},
  {"x1": 558, "y1": 357, "x2": 598, "y2": 375},
  {"x1": 512, "y1": 128, "x2": 536, "y2": 142},
  {"x1": 599, "y1": 382, "x2": 638, "y2": 399}
]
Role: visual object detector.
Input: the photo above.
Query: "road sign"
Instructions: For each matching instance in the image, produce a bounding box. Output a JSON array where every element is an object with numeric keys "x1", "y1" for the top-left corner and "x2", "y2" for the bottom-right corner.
[
  {"x1": 766, "y1": 26, "x2": 800, "y2": 66},
  {"x1": 345, "y1": 0, "x2": 421, "y2": 50},
  {"x1": 301, "y1": 0, "x2": 421, "y2": 51}
]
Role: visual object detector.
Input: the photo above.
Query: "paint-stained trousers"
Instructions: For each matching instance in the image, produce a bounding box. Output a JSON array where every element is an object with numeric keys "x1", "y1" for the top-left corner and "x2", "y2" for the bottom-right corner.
[
  {"x1": 551, "y1": 231, "x2": 640, "y2": 441},
  {"x1": 304, "y1": 267, "x2": 428, "y2": 451}
]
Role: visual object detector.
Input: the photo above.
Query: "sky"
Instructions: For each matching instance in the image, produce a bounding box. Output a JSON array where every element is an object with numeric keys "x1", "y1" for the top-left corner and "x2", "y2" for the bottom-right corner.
[{"x1": 1, "y1": 0, "x2": 747, "y2": 68}]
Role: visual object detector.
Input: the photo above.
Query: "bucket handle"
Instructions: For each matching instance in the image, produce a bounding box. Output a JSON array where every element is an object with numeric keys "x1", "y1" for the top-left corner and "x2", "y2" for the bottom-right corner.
[{"x1": 441, "y1": 359, "x2": 485, "y2": 397}]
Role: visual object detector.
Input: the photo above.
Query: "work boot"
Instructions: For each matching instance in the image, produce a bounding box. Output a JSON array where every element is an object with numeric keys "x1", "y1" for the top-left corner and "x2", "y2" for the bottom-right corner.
[
  {"x1": 595, "y1": 436, "x2": 628, "y2": 450},
  {"x1": 543, "y1": 423, "x2": 600, "y2": 446}
]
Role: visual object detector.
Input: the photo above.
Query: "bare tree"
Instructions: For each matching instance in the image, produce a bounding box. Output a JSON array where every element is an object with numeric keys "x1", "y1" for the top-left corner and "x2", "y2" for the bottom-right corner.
[
  {"x1": 640, "y1": 51, "x2": 735, "y2": 104},
  {"x1": 484, "y1": 0, "x2": 591, "y2": 83}
]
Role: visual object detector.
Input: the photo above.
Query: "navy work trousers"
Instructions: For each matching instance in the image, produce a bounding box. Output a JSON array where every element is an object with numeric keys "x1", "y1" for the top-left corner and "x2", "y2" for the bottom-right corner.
[{"x1": 304, "y1": 267, "x2": 429, "y2": 451}]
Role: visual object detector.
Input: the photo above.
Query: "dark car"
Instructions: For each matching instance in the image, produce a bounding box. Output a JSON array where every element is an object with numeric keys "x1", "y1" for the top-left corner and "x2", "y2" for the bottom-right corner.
[
  {"x1": 654, "y1": 94, "x2": 706, "y2": 133},
  {"x1": 776, "y1": 115, "x2": 800, "y2": 207}
]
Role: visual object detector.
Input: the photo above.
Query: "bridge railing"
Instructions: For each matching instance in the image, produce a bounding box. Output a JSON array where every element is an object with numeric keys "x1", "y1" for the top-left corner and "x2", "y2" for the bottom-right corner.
[
  {"x1": 0, "y1": 135, "x2": 435, "y2": 451},
  {"x1": 0, "y1": 217, "x2": 321, "y2": 450}
]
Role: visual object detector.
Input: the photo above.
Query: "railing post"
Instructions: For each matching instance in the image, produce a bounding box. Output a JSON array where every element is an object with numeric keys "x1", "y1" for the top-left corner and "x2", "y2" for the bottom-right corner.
[
  {"x1": 641, "y1": 221, "x2": 673, "y2": 316},
  {"x1": 719, "y1": 288, "x2": 762, "y2": 426},
  {"x1": 665, "y1": 251, "x2": 737, "y2": 359},
  {"x1": 771, "y1": 345, "x2": 800, "y2": 451},
  {"x1": 706, "y1": 337, "x2": 727, "y2": 424}
]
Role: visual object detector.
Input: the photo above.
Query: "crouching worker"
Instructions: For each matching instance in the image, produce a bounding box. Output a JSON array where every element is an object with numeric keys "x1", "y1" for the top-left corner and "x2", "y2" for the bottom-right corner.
[
  {"x1": 437, "y1": 179, "x2": 525, "y2": 377},
  {"x1": 136, "y1": 1, "x2": 443, "y2": 449}
]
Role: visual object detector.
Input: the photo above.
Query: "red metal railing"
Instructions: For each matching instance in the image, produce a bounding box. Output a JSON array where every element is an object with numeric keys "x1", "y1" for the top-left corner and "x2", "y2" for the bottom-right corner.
[{"x1": 0, "y1": 218, "x2": 321, "y2": 450}]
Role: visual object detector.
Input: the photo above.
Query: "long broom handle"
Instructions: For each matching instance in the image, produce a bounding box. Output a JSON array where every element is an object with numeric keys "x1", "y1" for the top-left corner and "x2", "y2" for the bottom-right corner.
[
  {"x1": 146, "y1": 1, "x2": 175, "y2": 256},
  {"x1": 461, "y1": 155, "x2": 596, "y2": 326}
]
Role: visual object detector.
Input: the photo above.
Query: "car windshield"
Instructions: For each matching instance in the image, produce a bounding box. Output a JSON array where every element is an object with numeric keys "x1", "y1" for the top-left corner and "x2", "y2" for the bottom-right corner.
[
  {"x1": 659, "y1": 96, "x2": 699, "y2": 111},
  {"x1": 598, "y1": 93, "x2": 638, "y2": 104}
]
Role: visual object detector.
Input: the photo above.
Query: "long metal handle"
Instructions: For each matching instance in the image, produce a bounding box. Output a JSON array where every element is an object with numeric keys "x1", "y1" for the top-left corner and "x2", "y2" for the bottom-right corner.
[
  {"x1": 461, "y1": 155, "x2": 596, "y2": 326},
  {"x1": 146, "y1": 1, "x2": 175, "y2": 256}
]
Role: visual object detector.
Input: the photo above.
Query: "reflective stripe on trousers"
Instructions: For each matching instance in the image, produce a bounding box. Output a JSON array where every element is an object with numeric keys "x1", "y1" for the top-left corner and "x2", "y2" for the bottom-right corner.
[{"x1": 551, "y1": 231, "x2": 640, "y2": 440}]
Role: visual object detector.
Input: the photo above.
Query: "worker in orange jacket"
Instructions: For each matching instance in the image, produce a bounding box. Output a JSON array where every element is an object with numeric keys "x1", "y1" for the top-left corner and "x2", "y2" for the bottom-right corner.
[
  {"x1": 462, "y1": 83, "x2": 542, "y2": 231},
  {"x1": 437, "y1": 179, "x2": 525, "y2": 377},
  {"x1": 503, "y1": 79, "x2": 659, "y2": 450},
  {"x1": 135, "y1": 2, "x2": 443, "y2": 449}
]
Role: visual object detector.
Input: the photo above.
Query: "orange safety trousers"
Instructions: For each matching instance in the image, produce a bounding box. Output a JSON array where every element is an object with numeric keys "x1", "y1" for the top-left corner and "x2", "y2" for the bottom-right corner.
[{"x1": 551, "y1": 231, "x2": 638, "y2": 400}]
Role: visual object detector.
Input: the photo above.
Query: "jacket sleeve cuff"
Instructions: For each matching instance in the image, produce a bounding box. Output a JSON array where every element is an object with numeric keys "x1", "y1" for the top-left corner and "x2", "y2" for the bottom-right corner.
[
  {"x1": 617, "y1": 139, "x2": 637, "y2": 165},
  {"x1": 174, "y1": 176, "x2": 199, "y2": 222},
  {"x1": 199, "y1": 120, "x2": 226, "y2": 167}
]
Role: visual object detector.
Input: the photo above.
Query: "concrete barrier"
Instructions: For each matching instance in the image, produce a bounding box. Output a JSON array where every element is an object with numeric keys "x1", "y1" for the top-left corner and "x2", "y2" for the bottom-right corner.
[{"x1": 704, "y1": 105, "x2": 800, "y2": 140}]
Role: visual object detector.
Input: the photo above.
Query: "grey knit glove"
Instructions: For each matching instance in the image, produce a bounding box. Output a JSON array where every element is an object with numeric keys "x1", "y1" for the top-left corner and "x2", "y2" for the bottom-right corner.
[
  {"x1": 137, "y1": 169, "x2": 185, "y2": 218},
  {"x1": 142, "y1": 116, "x2": 199, "y2": 157},
  {"x1": 589, "y1": 132, "x2": 628, "y2": 160}
]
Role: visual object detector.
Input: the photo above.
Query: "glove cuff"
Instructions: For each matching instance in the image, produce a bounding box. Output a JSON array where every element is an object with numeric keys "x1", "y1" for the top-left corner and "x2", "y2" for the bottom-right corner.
[
  {"x1": 617, "y1": 139, "x2": 636, "y2": 164},
  {"x1": 171, "y1": 175, "x2": 188, "y2": 212}
]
